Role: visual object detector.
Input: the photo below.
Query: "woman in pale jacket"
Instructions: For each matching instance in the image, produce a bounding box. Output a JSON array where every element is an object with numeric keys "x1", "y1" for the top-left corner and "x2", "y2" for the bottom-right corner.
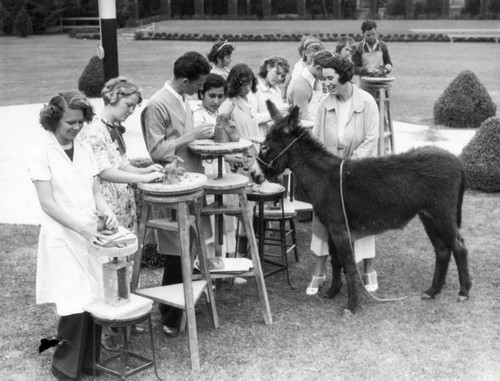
[{"x1": 307, "y1": 55, "x2": 380, "y2": 296}]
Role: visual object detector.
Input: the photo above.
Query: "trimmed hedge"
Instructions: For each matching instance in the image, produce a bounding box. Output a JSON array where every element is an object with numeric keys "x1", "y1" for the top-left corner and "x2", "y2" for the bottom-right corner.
[
  {"x1": 70, "y1": 30, "x2": 499, "y2": 43},
  {"x1": 129, "y1": 157, "x2": 164, "y2": 269},
  {"x1": 434, "y1": 70, "x2": 496, "y2": 128},
  {"x1": 78, "y1": 55, "x2": 105, "y2": 98},
  {"x1": 460, "y1": 117, "x2": 500, "y2": 192}
]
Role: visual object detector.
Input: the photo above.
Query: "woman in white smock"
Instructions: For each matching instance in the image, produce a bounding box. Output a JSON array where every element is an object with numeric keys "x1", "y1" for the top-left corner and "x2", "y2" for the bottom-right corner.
[
  {"x1": 306, "y1": 55, "x2": 381, "y2": 296},
  {"x1": 28, "y1": 91, "x2": 119, "y2": 380}
]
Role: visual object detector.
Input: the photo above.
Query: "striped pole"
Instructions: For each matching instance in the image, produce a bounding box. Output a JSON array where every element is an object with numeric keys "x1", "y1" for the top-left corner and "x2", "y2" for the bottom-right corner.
[{"x1": 98, "y1": 0, "x2": 119, "y2": 81}]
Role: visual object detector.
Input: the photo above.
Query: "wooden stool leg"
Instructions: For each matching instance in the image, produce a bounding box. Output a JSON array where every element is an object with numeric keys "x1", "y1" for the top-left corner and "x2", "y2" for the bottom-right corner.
[
  {"x1": 131, "y1": 202, "x2": 150, "y2": 292},
  {"x1": 193, "y1": 196, "x2": 219, "y2": 329},
  {"x1": 177, "y1": 201, "x2": 200, "y2": 370},
  {"x1": 378, "y1": 88, "x2": 386, "y2": 156},
  {"x1": 239, "y1": 192, "x2": 273, "y2": 325},
  {"x1": 386, "y1": 88, "x2": 395, "y2": 153}
]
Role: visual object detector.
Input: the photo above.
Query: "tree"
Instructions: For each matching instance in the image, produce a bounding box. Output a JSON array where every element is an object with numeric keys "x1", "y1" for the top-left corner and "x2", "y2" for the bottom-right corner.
[{"x1": 14, "y1": 5, "x2": 33, "y2": 37}]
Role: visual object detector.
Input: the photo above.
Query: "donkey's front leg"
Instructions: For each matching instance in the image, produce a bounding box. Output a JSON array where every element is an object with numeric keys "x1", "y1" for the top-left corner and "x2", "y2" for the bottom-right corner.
[
  {"x1": 325, "y1": 238, "x2": 342, "y2": 299},
  {"x1": 333, "y1": 233, "x2": 358, "y2": 313}
]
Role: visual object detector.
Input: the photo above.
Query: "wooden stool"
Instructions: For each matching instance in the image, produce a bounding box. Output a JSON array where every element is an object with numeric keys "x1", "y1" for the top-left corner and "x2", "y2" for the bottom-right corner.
[
  {"x1": 84, "y1": 295, "x2": 162, "y2": 380},
  {"x1": 360, "y1": 76, "x2": 396, "y2": 156},
  {"x1": 130, "y1": 180, "x2": 218, "y2": 371},
  {"x1": 201, "y1": 173, "x2": 273, "y2": 325},
  {"x1": 246, "y1": 186, "x2": 296, "y2": 289}
]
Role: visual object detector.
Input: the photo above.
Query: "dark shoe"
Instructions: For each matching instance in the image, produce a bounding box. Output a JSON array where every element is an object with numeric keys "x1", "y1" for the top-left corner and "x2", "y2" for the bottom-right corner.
[
  {"x1": 162, "y1": 325, "x2": 179, "y2": 338},
  {"x1": 51, "y1": 365, "x2": 76, "y2": 381},
  {"x1": 82, "y1": 367, "x2": 101, "y2": 377}
]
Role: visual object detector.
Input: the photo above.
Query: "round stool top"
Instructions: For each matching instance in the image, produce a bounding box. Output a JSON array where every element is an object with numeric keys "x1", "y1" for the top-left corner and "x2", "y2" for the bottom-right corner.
[
  {"x1": 138, "y1": 172, "x2": 207, "y2": 195},
  {"x1": 188, "y1": 138, "x2": 253, "y2": 156},
  {"x1": 203, "y1": 173, "x2": 249, "y2": 190},
  {"x1": 360, "y1": 76, "x2": 396, "y2": 87},
  {"x1": 246, "y1": 183, "x2": 286, "y2": 202}
]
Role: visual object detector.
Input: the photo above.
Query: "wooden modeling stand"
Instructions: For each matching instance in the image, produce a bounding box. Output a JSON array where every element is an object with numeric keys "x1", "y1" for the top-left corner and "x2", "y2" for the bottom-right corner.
[
  {"x1": 130, "y1": 177, "x2": 218, "y2": 370},
  {"x1": 360, "y1": 76, "x2": 396, "y2": 156},
  {"x1": 188, "y1": 139, "x2": 273, "y2": 325}
]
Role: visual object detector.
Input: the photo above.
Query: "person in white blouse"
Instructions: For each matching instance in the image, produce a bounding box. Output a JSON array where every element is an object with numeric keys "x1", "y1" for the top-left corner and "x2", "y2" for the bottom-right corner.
[
  {"x1": 250, "y1": 56, "x2": 290, "y2": 136},
  {"x1": 192, "y1": 74, "x2": 238, "y2": 265},
  {"x1": 207, "y1": 40, "x2": 235, "y2": 80},
  {"x1": 307, "y1": 54, "x2": 380, "y2": 296}
]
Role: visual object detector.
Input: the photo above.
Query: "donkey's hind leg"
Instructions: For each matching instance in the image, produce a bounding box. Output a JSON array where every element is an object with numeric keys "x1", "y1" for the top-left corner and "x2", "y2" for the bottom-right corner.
[
  {"x1": 418, "y1": 213, "x2": 452, "y2": 299},
  {"x1": 451, "y1": 232, "x2": 471, "y2": 302},
  {"x1": 325, "y1": 239, "x2": 342, "y2": 299}
]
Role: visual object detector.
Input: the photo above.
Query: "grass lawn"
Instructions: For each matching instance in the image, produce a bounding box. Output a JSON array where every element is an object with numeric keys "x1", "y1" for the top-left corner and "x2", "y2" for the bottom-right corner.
[
  {"x1": 1, "y1": 191, "x2": 500, "y2": 380},
  {"x1": 1, "y1": 19, "x2": 499, "y2": 124}
]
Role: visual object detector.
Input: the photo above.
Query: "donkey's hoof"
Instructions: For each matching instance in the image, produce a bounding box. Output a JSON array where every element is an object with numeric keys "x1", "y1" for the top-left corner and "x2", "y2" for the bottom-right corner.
[
  {"x1": 457, "y1": 295, "x2": 469, "y2": 303},
  {"x1": 421, "y1": 293, "x2": 434, "y2": 300}
]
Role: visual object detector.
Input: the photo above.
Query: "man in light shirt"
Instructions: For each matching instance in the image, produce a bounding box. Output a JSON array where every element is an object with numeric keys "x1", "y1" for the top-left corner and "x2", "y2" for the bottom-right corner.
[
  {"x1": 141, "y1": 51, "x2": 213, "y2": 337},
  {"x1": 286, "y1": 49, "x2": 333, "y2": 122}
]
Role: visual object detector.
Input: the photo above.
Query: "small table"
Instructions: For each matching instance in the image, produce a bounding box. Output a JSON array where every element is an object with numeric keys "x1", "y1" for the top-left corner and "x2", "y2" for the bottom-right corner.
[{"x1": 245, "y1": 184, "x2": 295, "y2": 288}]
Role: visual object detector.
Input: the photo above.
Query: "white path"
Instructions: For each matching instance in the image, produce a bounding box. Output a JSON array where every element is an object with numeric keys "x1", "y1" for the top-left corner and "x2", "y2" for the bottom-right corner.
[{"x1": 0, "y1": 102, "x2": 476, "y2": 225}]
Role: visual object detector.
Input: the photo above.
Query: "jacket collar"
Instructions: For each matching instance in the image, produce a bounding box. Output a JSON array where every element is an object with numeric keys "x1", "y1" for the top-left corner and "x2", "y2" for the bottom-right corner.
[{"x1": 324, "y1": 83, "x2": 364, "y2": 113}]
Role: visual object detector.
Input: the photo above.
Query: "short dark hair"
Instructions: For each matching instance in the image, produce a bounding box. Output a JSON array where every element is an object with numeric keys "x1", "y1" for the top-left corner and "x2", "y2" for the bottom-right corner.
[
  {"x1": 198, "y1": 73, "x2": 227, "y2": 99},
  {"x1": 361, "y1": 19, "x2": 377, "y2": 33},
  {"x1": 226, "y1": 63, "x2": 257, "y2": 98},
  {"x1": 173, "y1": 51, "x2": 211, "y2": 81},
  {"x1": 319, "y1": 55, "x2": 354, "y2": 85},
  {"x1": 335, "y1": 37, "x2": 355, "y2": 54},
  {"x1": 207, "y1": 40, "x2": 235, "y2": 64},
  {"x1": 39, "y1": 91, "x2": 94, "y2": 132},
  {"x1": 258, "y1": 56, "x2": 289, "y2": 82}
]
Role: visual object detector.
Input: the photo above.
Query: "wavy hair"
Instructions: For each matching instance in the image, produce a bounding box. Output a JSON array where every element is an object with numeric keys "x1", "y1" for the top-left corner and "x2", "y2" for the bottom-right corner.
[
  {"x1": 258, "y1": 56, "x2": 290, "y2": 83},
  {"x1": 39, "y1": 91, "x2": 94, "y2": 132},
  {"x1": 101, "y1": 76, "x2": 142, "y2": 106},
  {"x1": 319, "y1": 55, "x2": 354, "y2": 84}
]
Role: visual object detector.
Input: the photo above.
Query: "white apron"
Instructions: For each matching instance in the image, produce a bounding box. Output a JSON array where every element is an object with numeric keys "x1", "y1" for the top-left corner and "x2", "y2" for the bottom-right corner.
[{"x1": 28, "y1": 132, "x2": 107, "y2": 316}]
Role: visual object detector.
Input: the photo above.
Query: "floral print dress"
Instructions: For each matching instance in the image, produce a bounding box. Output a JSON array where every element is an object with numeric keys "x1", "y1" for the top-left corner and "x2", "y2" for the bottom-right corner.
[{"x1": 79, "y1": 118, "x2": 137, "y2": 233}]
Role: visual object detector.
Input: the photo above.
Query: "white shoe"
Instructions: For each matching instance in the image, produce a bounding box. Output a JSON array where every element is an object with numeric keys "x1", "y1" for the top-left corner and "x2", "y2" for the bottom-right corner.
[
  {"x1": 306, "y1": 275, "x2": 326, "y2": 295},
  {"x1": 363, "y1": 271, "x2": 378, "y2": 292},
  {"x1": 233, "y1": 277, "x2": 247, "y2": 285}
]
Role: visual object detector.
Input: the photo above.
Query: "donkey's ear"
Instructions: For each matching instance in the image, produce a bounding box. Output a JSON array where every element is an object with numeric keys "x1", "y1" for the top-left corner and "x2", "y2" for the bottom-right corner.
[
  {"x1": 285, "y1": 106, "x2": 300, "y2": 133},
  {"x1": 266, "y1": 100, "x2": 283, "y2": 122}
]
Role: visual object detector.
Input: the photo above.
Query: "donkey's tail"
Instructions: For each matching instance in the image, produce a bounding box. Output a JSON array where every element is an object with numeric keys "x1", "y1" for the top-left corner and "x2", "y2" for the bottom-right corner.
[{"x1": 457, "y1": 168, "x2": 467, "y2": 229}]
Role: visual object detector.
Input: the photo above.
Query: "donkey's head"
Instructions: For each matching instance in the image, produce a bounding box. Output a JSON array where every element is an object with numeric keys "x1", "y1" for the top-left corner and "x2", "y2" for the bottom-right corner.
[{"x1": 251, "y1": 100, "x2": 302, "y2": 184}]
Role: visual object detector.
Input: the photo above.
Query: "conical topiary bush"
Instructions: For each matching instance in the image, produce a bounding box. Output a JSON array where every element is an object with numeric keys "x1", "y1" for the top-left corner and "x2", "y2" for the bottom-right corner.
[
  {"x1": 78, "y1": 55, "x2": 105, "y2": 98},
  {"x1": 14, "y1": 6, "x2": 33, "y2": 37},
  {"x1": 460, "y1": 117, "x2": 500, "y2": 192},
  {"x1": 434, "y1": 70, "x2": 496, "y2": 128}
]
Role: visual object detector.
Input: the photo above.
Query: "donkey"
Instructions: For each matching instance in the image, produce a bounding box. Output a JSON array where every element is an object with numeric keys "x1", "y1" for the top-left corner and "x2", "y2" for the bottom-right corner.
[{"x1": 252, "y1": 101, "x2": 471, "y2": 313}]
